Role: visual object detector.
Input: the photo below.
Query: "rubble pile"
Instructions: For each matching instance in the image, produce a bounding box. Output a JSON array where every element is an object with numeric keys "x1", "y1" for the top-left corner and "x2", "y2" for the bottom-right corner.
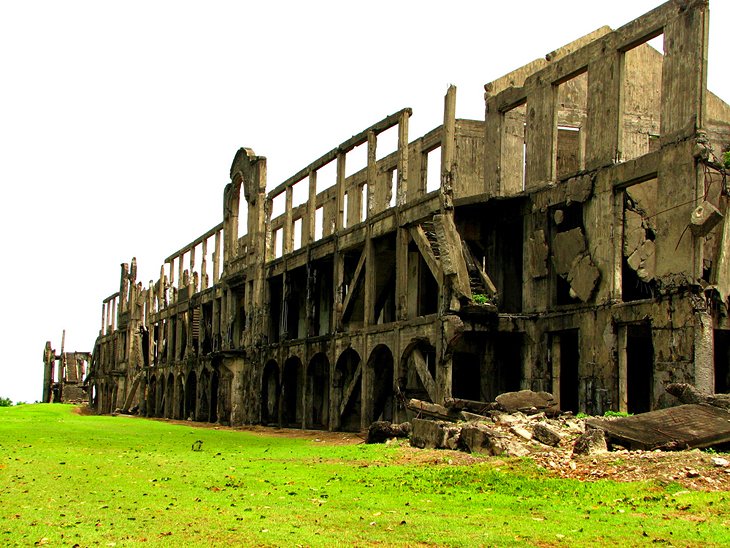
[{"x1": 367, "y1": 387, "x2": 730, "y2": 490}]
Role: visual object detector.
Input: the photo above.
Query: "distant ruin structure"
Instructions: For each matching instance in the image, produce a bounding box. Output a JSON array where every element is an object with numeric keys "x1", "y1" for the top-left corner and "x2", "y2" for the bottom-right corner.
[
  {"x1": 82, "y1": 0, "x2": 730, "y2": 429},
  {"x1": 42, "y1": 332, "x2": 91, "y2": 403}
]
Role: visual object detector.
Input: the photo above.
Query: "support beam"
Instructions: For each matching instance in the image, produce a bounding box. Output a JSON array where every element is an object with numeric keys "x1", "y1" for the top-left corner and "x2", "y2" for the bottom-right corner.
[
  {"x1": 409, "y1": 225, "x2": 442, "y2": 281},
  {"x1": 339, "y1": 363, "x2": 362, "y2": 419},
  {"x1": 411, "y1": 348, "x2": 438, "y2": 403},
  {"x1": 341, "y1": 249, "x2": 366, "y2": 320}
]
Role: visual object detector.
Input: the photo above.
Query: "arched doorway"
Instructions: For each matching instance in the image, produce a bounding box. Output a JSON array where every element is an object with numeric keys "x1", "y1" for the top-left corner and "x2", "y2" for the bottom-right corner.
[
  {"x1": 199, "y1": 369, "x2": 211, "y2": 422},
  {"x1": 282, "y1": 357, "x2": 303, "y2": 427},
  {"x1": 147, "y1": 375, "x2": 157, "y2": 417},
  {"x1": 399, "y1": 341, "x2": 437, "y2": 404},
  {"x1": 334, "y1": 348, "x2": 362, "y2": 431},
  {"x1": 185, "y1": 371, "x2": 197, "y2": 420},
  {"x1": 210, "y1": 368, "x2": 219, "y2": 423},
  {"x1": 261, "y1": 360, "x2": 280, "y2": 425},
  {"x1": 166, "y1": 373, "x2": 175, "y2": 418},
  {"x1": 307, "y1": 353, "x2": 330, "y2": 429},
  {"x1": 367, "y1": 344, "x2": 394, "y2": 424},
  {"x1": 395, "y1": 340, "x2": 438, "y2": 422}
]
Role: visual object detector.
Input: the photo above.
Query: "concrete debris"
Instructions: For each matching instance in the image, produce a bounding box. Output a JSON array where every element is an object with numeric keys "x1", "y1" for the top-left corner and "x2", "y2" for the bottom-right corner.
[
  {"x1": 410, "y1": 418, "x2": 460, "y2": 450},
  {"x1": 690, "y1": 200, "x2": 723, "y2": 237},
  {"x1": 532, "y1": 422, "x2": 563, "y2": 447},
  {"x1": 572, "y1": 428, "x2": 608, "y2": 456},
  {"x1": 665, "y1": 383, "x2": 730, "y2": 410},
  {"x1": 495, "y1": 390, "x2": 559, "y2": 416},
  {"x1": 586, "y1": 404, "x2": 730, "y2": 451},
  {"x1": 366, "y1": 421, "x2": 411, "y2": 444}
]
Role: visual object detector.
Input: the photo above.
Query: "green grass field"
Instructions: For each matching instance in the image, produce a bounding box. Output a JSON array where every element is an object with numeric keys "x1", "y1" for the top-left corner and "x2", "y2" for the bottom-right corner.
[{"x1": 1, "y1": 404, "x2": 728, "y2": 547}]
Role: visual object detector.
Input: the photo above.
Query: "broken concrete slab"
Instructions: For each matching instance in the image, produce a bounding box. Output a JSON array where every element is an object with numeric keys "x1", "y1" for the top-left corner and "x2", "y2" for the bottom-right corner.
[
  {"x1": 407, "y1": 398, "x2": 461, "y2": 421},
  {"x1": 367, "y1": 421, "x2": 411, "y2": 444},
  {"x1": 665, "y1": 383, "x2": 730, "y2": 410},
  {"x1": 410, "y1": 418, "x2": 452, "y2": 449},
  {"x1": 586, "y1": 404, "x2": 730, "y2": 451},
  {"x1": 572, "y1": 428, "x2": 608, "y2": 456},
  {"x1": 532, "y1": 422, "x2": 562, "y2": 447},
  {"x1": 552, "y1": 228, "x2": 586, "y2": 276},
  {"x1": 495, "y1": 390, "x2": 558, "y2": 415},
  {"x1": 690, "y1": 200, "x2": 723, "y2": 237},
  {"x1": 460, "y1": 423, "x2": 529, "y2": 457},
  {"x1": 566, "y1": 253, "x2": 601, "y2": 302}
]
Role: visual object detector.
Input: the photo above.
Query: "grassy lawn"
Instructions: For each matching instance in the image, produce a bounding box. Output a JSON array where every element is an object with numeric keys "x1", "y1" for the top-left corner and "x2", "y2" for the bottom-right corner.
[{"x1": 1, "y1": 405, "x2": 728, "y2": 547}]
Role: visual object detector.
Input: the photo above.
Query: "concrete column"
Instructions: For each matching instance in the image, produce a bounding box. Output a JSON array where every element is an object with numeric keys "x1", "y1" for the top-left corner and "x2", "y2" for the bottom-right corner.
[
  {"x1": 336, "y1": 152, "x2": 346, "y2": 231},
  {"x1": 525, "y1": 85, "x2": 556, "y2": 188},
  {"x1": 213, "y1": 231, "x2": 221, "y2": 284},
  {"x1": 397, "y1": 109, "x2": 409, "y2": 205},
  {"x1": 307, "y1": 171, "x2": 317, "y2": 243},
  {"x1": 284, "y1": 187, "x2": 293, "y2": 254},
  {"x1": 617, "y1": 325, "x2": 628, "y2": 413}
]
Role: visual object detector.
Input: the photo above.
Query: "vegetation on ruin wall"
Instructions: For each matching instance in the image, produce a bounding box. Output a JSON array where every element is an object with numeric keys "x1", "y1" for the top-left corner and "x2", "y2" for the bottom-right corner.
[{"x1": 1, "y1": 406, "x2": 728, "y2": 547}]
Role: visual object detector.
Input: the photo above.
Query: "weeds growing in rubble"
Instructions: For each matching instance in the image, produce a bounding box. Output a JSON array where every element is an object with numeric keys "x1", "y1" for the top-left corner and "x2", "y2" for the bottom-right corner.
[{"x1": 1, "y1": 404, "x2": 728, "y2": 547}]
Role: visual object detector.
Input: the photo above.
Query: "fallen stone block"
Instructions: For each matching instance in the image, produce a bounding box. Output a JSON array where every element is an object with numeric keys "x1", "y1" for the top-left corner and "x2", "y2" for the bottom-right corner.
[
  {"x1": 572, "y1": 428, "x2": 607, "y2": 456},
  {"x1": 510, "y1": 425, "x2": 533, "y2": 441},
  {"x1": 366, "y1": 421, "x2": 411, "y2": 444},
  {"x1": 460, "y1": 423, "x2": 528, "y2": 456},
  {"x1": 410, "y1": 418, "x2": 450, "y2": 449},
  {"x1": 496, "y1": 390, "x2": 558, "y2": 415},
  {"x1": 532, "y1": 422, "x2": 562, "y2": 447}
]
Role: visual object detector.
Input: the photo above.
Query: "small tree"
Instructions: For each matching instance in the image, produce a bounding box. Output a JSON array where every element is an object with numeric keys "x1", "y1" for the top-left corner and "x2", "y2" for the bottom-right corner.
[{"x1": 0, "y1": 396, "x2": 13, "y2": 407}]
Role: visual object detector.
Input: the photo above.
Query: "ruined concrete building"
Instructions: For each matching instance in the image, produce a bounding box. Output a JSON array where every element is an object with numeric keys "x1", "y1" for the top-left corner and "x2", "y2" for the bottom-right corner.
[
  {"x1": 43, "y1": 332, "x2": 91, "y2": 403},
  {"x1": 84, "y1": 0, "x2": 730, "y2": 429}
]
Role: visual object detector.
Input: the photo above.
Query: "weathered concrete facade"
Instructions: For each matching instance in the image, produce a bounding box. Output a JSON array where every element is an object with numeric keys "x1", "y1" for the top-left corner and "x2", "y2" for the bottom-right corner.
[{"x1": 85, "y1": 0, "x2": 730, "y2": 429}]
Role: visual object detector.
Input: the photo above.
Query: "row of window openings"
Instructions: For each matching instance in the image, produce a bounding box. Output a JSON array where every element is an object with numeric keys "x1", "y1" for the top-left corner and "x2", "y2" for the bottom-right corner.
[{"x1": 507, "y1": 33, "x2": 664, "y2": 191}]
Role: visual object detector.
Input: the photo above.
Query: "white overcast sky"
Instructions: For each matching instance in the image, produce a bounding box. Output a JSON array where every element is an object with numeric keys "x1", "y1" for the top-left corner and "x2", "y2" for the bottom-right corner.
[{"x1": 1, "y1": 1, "x2": 729, "y2": 403}]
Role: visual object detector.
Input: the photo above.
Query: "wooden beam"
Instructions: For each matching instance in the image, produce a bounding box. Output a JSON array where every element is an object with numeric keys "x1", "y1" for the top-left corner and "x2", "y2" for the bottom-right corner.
[
  {"x1": 341, "y1": 249, "x2": 366, "y2": 320},
  {"x1": 411, "y1": 348, "x2": 438, "y2": 403},
  {"x1": 339, "y1": 363, "x2": 363, "y2": 418},
  {"x1": 409, "y1": 225, "x2": 442, "y2": 281}
]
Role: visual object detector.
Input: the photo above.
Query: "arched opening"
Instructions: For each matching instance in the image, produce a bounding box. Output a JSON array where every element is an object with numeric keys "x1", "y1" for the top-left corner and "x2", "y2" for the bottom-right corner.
[
  {"x1": 147, "y1": 375, "x2": 157, "y2": 417},
  {"x1": 334, "y1": 348, "x2": 362, "y2": 431},
  {"x1": 367, "y1": 344, "x2": 394, "y2": 424},
  {"x1": 158, "y1": 376, "x2": 166, "y2": 418},
  {"x1": 176, "y1": 376, "x2": 185, "y2": 419},
  {"x1": 261, "y1": 360, "x2": 280, "y2": 425},
  {"x1": 210, "y1": 368, "x2": 219, "y2": 423},
  {"x1": 185, "y1": 371, "x2": 197, "y2": 420},
  {"x1": 398, "y1": 340, "x2": 437, "y2": 421},
  {"x1": 282, "y1": 357, "x2": 303, "y2": 427},
  {"x1": 199, "y1": 369, "x2": 211, "y2": 422},
  {"x1": 166, "y1": 374, "x2": 175, "y2": 418},
  {"x1": 307, "y1": 353, "x2": 330, "y2": 429}
]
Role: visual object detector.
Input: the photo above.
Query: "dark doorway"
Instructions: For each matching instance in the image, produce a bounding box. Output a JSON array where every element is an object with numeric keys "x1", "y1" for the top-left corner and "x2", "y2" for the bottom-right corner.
[
  {"x1": 368, "y1": 345, "x2": 394, "y2": 423},
  {"x1": 626, "y1": 324, "x2": 653, "y2": 414},
  {"x1": 452, "y1": 352, "x2": 481, "y2": 401},
  {"x1": 210, "y1": 369, "x2": 219, "y2": 423},
  {"x1": 185, "y1": 371, "x2": 197, "y2": 420},
  {"x1": 261, "y1": 360, "x2": 280, "y2": 425},
  {"x1": 282, "y1": 358, "x2": 303, "y2": 427},
  {"x1": 334, "y1": 349, "x2": 362, "y2": 432},
  {"x1": 714, "y1": 330, "x2": 730, "y2": 394},
  {"x1": 559, "y1": 330, "x2": 580, "y2": 413},
  {"x1": 307, "y1": 354, "x2": 330, "y2": 429}
]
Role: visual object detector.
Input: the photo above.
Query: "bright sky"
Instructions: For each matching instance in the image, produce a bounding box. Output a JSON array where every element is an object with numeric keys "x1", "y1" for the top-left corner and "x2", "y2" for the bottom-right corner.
[{"x1": 1, "y1": 1, "x2": 729, "y2": 404}]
